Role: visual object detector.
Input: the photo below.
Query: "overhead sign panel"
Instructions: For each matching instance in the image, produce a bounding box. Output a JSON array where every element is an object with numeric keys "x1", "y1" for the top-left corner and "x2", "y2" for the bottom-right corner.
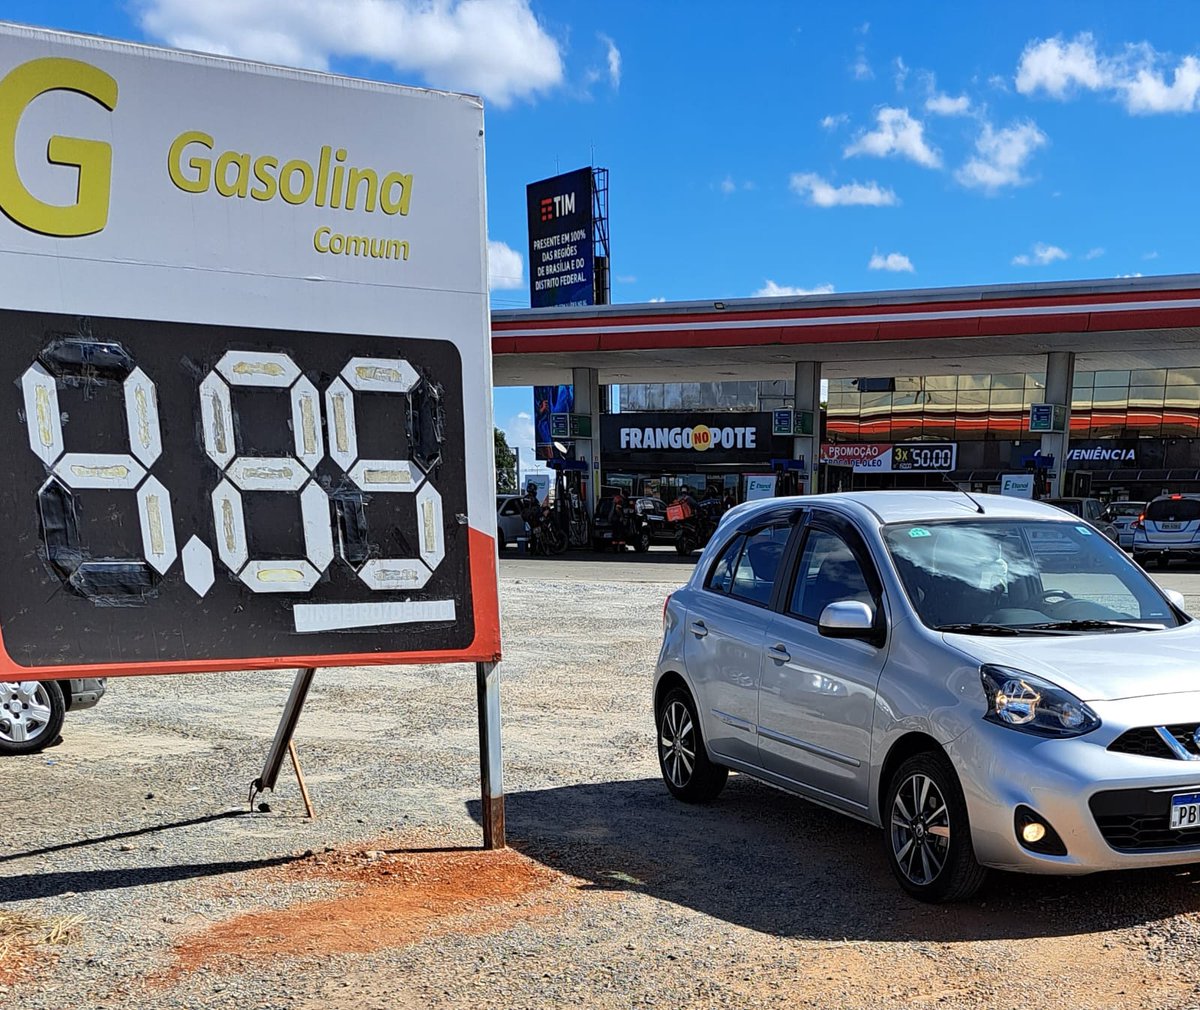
[
  {"x1": 527, "y1": 167, "x2": 594, "y2": 308},
  {"x1": 0, "y1": 24, "x2": 499, "y2": 676}
]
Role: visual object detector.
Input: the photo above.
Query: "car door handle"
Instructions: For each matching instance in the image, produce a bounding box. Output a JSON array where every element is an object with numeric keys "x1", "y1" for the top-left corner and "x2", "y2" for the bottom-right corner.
[
  {"x1": 690, "y1": 620, "x2": 708, "y2": 638},
  {"x1": 767, "y1": 644, "x2": 790, "y2": 662}
]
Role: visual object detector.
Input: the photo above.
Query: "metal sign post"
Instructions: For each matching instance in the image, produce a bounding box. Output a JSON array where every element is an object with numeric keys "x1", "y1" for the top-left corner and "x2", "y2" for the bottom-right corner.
[
  {"x1": 249, "y1": 668, "x2": 318, "y2": 811},
  {"x1": 476, "y1": 661, "x2": 505, "y2": 849}
]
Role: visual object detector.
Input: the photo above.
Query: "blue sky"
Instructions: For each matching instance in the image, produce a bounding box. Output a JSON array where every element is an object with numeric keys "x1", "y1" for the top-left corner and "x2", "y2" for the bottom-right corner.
[{"x1": 6, "y1": 1, "x2": 1200, "y2": 470}]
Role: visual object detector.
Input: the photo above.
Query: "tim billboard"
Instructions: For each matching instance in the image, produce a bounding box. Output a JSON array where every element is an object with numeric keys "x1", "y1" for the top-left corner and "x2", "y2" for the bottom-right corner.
[{"x1": 527, "y1": 167, "x2": 594, "y2": 308}]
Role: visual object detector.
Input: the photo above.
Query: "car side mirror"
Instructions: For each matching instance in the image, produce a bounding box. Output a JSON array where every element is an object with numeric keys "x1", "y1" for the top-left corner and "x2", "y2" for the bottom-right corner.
[
  {"x1": 818, "y1": 600, "x2": 876, "y2": 639},
  {"x1": 1164, "y1": 588, "x2": 1187, "y2": 613}
]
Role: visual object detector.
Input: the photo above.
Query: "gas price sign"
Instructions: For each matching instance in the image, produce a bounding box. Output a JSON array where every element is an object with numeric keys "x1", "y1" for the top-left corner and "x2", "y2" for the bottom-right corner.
[
  {"x1": 0, "y1": 26, "x2": 500, "y2": 677},
  {"x1": 0, "y1": 310, "x2": 471, "y2": 671},
  {"x1": 889, "y1": 443, "x2": 957, "y2": 472}
]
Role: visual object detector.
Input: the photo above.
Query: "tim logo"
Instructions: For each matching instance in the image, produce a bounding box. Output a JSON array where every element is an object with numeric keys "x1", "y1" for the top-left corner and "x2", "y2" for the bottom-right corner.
[{"x1": 539, "y1": 190, "x2": 575, "y2": 222}]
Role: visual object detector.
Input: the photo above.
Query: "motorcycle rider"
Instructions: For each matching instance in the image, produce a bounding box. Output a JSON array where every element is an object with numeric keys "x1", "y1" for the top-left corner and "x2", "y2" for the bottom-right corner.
[
  {"x1": 677, "y1": 484, "x2": 699, "y2": 516},
  {"x1": 519, "y1": 482, "x2": 546, "y2": 530}
]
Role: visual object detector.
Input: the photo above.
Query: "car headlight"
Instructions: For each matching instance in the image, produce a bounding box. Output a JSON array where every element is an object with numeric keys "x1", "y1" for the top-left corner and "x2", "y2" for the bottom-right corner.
[{"x1": 980, "y1": 665, "x2": 1101, "y2": 738}]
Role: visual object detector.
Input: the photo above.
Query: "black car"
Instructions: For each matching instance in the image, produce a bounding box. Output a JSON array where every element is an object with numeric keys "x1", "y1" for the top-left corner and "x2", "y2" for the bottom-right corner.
[{"x1": 634, "y1": 496, "x2": 677, "y2": 545}]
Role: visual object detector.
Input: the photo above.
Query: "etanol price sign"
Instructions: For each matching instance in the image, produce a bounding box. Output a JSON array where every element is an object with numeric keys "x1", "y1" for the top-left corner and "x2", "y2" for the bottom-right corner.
[{"x1": 0, "y1": 25, "x2": 499, "y2": 677}]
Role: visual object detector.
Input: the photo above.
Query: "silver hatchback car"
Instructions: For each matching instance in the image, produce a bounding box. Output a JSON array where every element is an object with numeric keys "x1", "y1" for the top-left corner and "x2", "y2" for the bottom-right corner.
[{"x1": 654, "y1": 491, "x2": 1200, "y2": 901}]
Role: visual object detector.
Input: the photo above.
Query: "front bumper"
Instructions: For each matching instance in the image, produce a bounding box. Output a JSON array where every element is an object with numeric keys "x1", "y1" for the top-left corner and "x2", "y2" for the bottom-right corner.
[{"x1": 948, "y1": 694, "x2": 1200, "y2": 874}]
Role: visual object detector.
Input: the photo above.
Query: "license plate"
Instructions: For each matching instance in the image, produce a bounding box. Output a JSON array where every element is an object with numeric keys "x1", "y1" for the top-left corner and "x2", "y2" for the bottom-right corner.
[
  {"x1": 600, "y1": 532, "x2": 612, "y2": 538},
  {"x1": 1170, "y1": 792, "x2": 1200, "y2": 829},
  {"x1": 1160, "y1": 522, "x2": 1183, "y2": 531}
]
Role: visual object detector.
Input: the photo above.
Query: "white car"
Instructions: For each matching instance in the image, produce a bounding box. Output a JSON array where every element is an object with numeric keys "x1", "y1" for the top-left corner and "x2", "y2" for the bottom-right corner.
[
  {"x1": 0, "y1": 678, "x2": 105, "y2": 756},
  {"x1": 655, "y1": 491, "x2": 1197, "y2": 901},
  {"x1": 496, "y1": 494, "x2": 527, "y2": 550}
]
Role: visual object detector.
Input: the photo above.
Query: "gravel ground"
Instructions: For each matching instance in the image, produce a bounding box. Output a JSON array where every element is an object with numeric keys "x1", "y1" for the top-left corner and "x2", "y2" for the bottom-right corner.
[{"x1": 5, "y1": 563, "x2": 1200, "y2": 1009}]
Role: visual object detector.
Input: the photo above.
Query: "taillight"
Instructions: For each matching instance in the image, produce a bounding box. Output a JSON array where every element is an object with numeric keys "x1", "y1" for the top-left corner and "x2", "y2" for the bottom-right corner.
[{"x1": 1132, "y1": 513, "x2": 1145, "y2": 530}]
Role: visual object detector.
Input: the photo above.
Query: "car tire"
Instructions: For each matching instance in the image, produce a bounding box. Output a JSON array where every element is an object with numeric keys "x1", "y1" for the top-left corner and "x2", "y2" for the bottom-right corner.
[
  {"x1": 884, "y1": 750, "x2": 988, "y2": 903},
  {"x1": 0, "y1": 680, "x2": 65, "y2": 757},
  {"x1": 675, "y1": 537, "x2": 695, "y2": 555},
  {"x1": 656, "y1": 686, "x2": 728, "y2": 803},
  {"x1": 633, "y1": 529, "x2": 652, "y2": 553}
]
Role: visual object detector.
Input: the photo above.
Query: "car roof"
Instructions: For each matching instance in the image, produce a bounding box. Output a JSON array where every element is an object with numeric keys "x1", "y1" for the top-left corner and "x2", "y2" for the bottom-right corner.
[
  {"x1": 1148, "y1": 492, "x2": 1200, "y2": 501},
  {"x1": 725, "y1": 490, "x2": 1078, "y2": 527}
]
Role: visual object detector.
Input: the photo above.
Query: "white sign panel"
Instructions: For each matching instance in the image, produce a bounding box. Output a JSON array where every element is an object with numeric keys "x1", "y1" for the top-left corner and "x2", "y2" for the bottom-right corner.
[
  {"x1": 745, "y1": 475, "x2": 777, "y2": 501},
  {"x1": 1000, "y1": 474, "x2": 1036, "y2": 499},
  {"x1": 0, "y1": 24, "x2": 499, "y2": 675}
]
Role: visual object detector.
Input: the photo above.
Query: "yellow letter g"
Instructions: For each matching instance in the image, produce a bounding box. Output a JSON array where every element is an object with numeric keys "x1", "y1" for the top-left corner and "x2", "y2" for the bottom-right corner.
[{"x1": 0, "y1": 57, "x2": 118, "y2": 237}]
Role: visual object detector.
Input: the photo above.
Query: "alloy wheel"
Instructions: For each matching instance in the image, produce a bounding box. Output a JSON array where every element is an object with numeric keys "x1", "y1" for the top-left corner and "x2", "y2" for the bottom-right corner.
[
  {"x1": 0, "y1": 681, "x2": 55, "y2": 745},
  {"x1": 659, "y1": 700, "x2": 696, "y2": 788},
  {"x1": 890, "y1": 772, "x2": 951, "y2": 886}
]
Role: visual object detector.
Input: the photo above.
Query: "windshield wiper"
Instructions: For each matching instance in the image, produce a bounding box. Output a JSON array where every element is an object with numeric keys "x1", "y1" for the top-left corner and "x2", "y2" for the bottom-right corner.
[
  {"x1": 934, "y1": 623, "x2": 1052, "y2": 636},
  {"x1": 1023, "y1": 619, "x2": 1165, "y2": 633}
]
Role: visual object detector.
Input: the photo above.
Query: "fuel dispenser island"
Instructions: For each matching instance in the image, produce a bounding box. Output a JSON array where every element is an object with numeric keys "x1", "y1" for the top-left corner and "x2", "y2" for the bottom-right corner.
[{"x1": 547, "y1": 458, "x2": 591, "y2": 548}]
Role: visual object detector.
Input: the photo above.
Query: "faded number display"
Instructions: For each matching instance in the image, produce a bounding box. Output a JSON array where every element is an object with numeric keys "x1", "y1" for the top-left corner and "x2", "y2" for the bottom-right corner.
[{"x1": 0, "y1": 310, "x2": 472, "y2": 670}]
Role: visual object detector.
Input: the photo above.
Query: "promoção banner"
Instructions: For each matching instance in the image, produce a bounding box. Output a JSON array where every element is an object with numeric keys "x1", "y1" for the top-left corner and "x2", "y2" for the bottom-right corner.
[
  {"x1": 526, "y1": 167, "x2": 594, "y2": 308},
  {"x1": 0, "y1": 25, "x2": 499, "y2": 676},
  {"x1": 820, "y1": 442, "x2": 958, "y2": 473}
]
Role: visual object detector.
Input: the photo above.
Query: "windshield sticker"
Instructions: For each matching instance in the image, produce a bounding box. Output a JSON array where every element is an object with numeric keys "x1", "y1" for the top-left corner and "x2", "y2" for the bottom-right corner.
[
  {"x1": 1075, "y1": 525, "x2": 1093, "y2": 536},
  {"x1": 908, "y1": 527, "x2": 932, "y2": 538}
]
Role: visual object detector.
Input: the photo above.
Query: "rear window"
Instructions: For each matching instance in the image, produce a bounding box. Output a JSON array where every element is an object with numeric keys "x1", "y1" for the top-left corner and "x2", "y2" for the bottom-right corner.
[
  {"x1": 1048, "y1": 500, "x2": 1083, "y2": 517},
  {"x1": 1147, "y1": 498, "x2": 1200, "y2": 523},
  {"x1": 1108, "y1": 503, "x2": 1144, "y2": 517}
]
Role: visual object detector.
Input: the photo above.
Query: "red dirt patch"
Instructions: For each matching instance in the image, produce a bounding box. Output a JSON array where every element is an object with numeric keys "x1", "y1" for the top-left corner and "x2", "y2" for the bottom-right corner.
[{"x1": 170, "y1": 844, "x2": 566, "y2": 975}]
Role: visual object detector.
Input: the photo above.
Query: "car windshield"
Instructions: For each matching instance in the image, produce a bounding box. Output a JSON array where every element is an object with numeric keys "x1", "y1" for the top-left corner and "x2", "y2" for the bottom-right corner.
[{"x1": 883, "y1": 519, "x2": 1181, "y2": 633}]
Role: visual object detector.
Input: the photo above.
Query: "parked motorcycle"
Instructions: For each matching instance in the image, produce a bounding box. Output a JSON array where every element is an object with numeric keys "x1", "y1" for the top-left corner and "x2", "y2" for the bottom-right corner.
[
  {"x1": 520, "y1": 499, "x2": 568, "y2": 555},
  {"x1": 667, "y1": 494, "x2": 720, "y2": 555}
]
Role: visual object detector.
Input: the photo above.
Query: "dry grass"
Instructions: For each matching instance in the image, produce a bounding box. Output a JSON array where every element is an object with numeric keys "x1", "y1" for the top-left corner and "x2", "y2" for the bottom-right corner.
[{"x1": 0, "y1": 910, "x2": 85, "y2": 964}]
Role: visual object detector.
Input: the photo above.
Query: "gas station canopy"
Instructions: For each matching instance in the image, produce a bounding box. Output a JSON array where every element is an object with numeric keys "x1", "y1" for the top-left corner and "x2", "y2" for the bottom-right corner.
[{"x1": 492, "y1": 275, "x2": 1200, "y2": 386}]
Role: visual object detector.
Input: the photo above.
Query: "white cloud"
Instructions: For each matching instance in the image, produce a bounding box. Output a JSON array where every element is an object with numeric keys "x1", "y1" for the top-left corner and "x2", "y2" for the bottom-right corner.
[
  {"x1": 1012, "y1": 242, "x2": 1068, "y2": 266},
  {"x1": 1016, "y1": 33, "x2": 1107, "y2": 97},
  {"x1": 820, "y1": 113, "x2": 849, "y2": 130},
  {"x1": 1117, "y1": 272, "x2": 1144, "y2": 278},
  {"x1": 869, "y1": 251, "x2": 914, "y2": 272},
  {"x1": 1143, "y1": 250, "x2": 1160, "y2": 260},
  {"x1": 925, "y1": 92, "x2": 971, "y2": 115},
  {"x1": 1016, "y1": 32, "x2": 1200, "y2": 114},
  {"x1": 502, "y1": 410, "x2": 545, "y2": 478},
  {"x1": 789, "y1": 172, "x2": 898, "y2": 207},
  {"x1": 1084, "y1": 246, "x2": 1105, "y2": 260},
  {"x1": 894, "y1": 56, "x2": 909, "y2": 90},
  {"x1": 720, "y1": 175, "x2": 736, "y2": 194},
  {"x1": 955, "y1": 120, "x2": 1046, "y2": 191},
  {"x1": 648, "y1": 296, "x2": 666, "y2": 303},
  {"x1": 615, "y1": 274, "x2": 636, "y2": 284},
  {"x1": 844, "y1": 107, "x2": 941, "y2": 168},
  {"x1": 598, "y1": 32, "x2": 621, "y2": 88},
  {"x1": 852, "y1": 46, "x2": 873, "y2": 81},
  {"x1": 487, "y1": 240, "x2": 524, "y2": 289},
  {"x1": 754, "y1": 281, "x2": 836, "y2": 298},
  {"x1": 136, "y1": 0, "x2": 564, "y2": 108}
]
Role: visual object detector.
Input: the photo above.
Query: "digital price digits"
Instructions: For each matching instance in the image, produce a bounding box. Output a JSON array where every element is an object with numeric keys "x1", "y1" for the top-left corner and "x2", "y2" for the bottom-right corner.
[{"x1": 21, "y1": 339, "x2": 445, "y2": 602}]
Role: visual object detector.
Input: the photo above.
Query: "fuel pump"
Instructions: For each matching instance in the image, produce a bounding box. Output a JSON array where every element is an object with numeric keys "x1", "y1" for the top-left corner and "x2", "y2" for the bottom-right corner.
[
  {"x1": 547, "y1": 458, "x2": 590, "y2": 548},
  {"x1": 770, "y1": 458, "x2": 807, "y2": 497}
]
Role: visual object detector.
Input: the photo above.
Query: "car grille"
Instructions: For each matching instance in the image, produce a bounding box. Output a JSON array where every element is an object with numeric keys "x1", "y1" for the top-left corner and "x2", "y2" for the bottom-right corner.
[
  {"x1": 1090, "y1": 788, "x2": 1200, "y2": 851},
  {"x1": 1108, "y1": 724, "x2": 1200, "y2": 760}
]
